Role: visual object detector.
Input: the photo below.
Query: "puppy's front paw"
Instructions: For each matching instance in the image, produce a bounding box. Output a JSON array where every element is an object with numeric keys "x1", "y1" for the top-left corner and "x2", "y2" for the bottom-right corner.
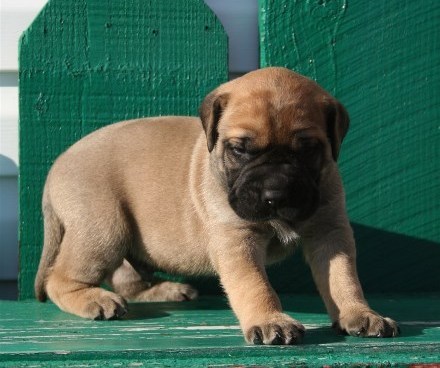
[
  {"x1": 244, "y1": 313, "x2": 305, "y2": 345},
  {"x1": 334, "y1": 309, "x2": 400, "y2": 338},
  {"x1": 84, "y1": 290, "x2": 128, "y2": 321}
]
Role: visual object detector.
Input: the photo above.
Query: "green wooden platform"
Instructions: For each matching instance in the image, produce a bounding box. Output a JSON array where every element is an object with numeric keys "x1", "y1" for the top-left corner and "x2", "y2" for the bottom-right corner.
[{"x1": 1, "y1": 295, "x2": 439, "y2": 367}]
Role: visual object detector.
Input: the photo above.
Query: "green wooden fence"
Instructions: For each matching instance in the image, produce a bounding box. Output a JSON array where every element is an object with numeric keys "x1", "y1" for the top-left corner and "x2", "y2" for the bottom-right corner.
[
  {"x1": 19, "y1": 0, "x2": 228, "y2": 299},
  {"x1": 260, "y1": 0, "x2": 440, "y2": 293},
  {"x1": 19, "y1": 0, "x2": 439, "y2": 300}
]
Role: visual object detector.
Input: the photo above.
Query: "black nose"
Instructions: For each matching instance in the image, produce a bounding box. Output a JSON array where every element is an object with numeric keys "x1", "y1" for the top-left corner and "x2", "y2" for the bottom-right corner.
[{"x1": 262, "y1": 190, "x2": 285, "y2": 207}]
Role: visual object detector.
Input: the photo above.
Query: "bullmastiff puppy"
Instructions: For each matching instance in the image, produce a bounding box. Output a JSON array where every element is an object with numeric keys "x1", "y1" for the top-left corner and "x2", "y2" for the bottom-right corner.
[{"x1": 35, "y1": 67, "x2": 399, "y2": 344}]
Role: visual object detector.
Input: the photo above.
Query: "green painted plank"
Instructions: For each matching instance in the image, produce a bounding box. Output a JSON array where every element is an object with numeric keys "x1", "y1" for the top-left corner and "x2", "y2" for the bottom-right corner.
[
  {"x1": 259, "y1": 0, "x2": 440, "y2": 291},
  {"x1": 19, "y1": 0, "x2": 228, "y2": 300},
  {"x1": 1, "y1": 295, "x2": 439, "y2": 366}
]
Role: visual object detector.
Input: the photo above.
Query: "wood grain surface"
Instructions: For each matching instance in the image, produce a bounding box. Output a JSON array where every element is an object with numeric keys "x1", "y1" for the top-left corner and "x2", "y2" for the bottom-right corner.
[
  {"x1": 260, "y1": 0, "x2": 440, "y2": 291},
  {"x1": 1, "y1": 294, "x2": 439, "y2": 366},
  {"x1": 18, "y1": 0, "x2": 228, "y2": 299}
]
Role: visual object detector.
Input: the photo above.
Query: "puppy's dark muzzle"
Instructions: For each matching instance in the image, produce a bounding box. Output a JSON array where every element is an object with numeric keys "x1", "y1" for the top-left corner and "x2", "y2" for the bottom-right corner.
[{"x1": 228, "y1": 163, "x2": 320, "y2": 223}]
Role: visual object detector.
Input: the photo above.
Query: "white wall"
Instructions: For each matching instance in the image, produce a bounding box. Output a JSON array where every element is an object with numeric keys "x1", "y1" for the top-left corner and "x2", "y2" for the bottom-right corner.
[
  {"x1": 0, "y1": 0, "x2": 258, "y2": 280},
  {"x1": 0, "y1": 0, "x2": 48, "y2": 279}
]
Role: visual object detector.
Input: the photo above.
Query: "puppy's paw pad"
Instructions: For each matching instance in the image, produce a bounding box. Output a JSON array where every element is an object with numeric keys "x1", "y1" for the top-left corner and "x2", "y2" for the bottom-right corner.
[
  {"x1": 245, "y1": 314, "x2": 305, "y2": 345},
  {"x1": 335, "y1": 311, "x2": 400, "y2": 338}
]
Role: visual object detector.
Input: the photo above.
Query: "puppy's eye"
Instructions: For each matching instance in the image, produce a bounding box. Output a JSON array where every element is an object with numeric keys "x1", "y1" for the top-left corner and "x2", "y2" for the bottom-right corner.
[
  {"x1": 295, "y1": 138, "x2": 321, "y2": 155},
  {"x1": 231, "y1": 145, "x2": 246, "y2": 156},
  {"x1": 301, "y1": 138, "x2": 318, "y2": 150}
]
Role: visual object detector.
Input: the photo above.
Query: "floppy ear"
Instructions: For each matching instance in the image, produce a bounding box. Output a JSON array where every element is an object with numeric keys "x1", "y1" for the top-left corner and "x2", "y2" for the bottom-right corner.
[
  {"x1": 199, "y1": 91, "x2": 229, "y2": 152},
  {"x1": 325, "y1": 99, "x2": 350, "y2": 161}
]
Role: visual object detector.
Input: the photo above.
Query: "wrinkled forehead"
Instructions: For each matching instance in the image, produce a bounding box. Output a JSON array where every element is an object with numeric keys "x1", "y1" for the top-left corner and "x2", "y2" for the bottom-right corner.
[{"x1": 218, "y1": 90, "x2": 327, "y2": 147}]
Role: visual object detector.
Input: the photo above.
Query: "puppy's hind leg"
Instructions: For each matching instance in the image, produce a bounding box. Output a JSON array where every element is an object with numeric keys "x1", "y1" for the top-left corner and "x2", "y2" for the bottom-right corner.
[
  {"x1": 45, "y1": 221, "x2": 129, "y2": 320},
  {"x1": 109, "y1": 260, "x2": 198, "y2": 302}
]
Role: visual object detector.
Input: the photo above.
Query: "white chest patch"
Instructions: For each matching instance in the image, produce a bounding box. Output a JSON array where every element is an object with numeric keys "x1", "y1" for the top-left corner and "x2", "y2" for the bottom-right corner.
[{"x1": 269, "y1": 220, "x2": 301, "y2": 246}]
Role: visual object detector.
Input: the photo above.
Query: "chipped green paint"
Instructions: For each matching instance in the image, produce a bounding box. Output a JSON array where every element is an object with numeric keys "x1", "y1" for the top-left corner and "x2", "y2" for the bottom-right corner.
[
  {"x1": 19, "y1": 0, "x2": 228, "y2": 300},
  {"x1": 260, "y1": 0, "x2": 440, "y2": 291},
  {"x1": 1, "y1": 295, "x2": 440, "y2": 366}
]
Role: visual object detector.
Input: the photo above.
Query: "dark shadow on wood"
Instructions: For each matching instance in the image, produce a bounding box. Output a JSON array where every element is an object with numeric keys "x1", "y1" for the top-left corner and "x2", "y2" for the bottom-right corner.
[
  {"x1": 267, "y1": 223, "x2": 440, "y2": 294},
  {"x1": 177, "y1": 223, "x2": 440, "y2": 297}
]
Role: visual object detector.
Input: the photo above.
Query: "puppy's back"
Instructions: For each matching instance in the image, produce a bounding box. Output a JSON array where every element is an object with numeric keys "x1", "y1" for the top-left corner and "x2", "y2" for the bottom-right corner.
[{"x1": 36, "y1": 116, "x2": 206, "y2": 296}]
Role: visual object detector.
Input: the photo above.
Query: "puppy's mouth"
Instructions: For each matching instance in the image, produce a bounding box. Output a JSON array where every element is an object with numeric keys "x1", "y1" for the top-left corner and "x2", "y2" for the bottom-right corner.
[{"x1": 227, "y1": 164, "x2": 320, "y2": 224}]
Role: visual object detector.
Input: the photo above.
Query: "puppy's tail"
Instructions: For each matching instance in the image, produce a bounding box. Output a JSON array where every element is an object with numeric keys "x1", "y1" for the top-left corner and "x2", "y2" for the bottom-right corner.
[{"x1": 34, "y1": 198, "x2": 63, "y2": 302}]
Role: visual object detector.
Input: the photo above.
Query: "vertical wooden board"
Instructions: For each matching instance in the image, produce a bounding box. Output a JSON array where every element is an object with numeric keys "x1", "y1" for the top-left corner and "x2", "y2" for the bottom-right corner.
[
  {"x1": 260, "y1": 0, "x2": 440, "y2": 291},
  {"x1": 19, "y1": 0, "x2": 228, "y2": 299}
]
